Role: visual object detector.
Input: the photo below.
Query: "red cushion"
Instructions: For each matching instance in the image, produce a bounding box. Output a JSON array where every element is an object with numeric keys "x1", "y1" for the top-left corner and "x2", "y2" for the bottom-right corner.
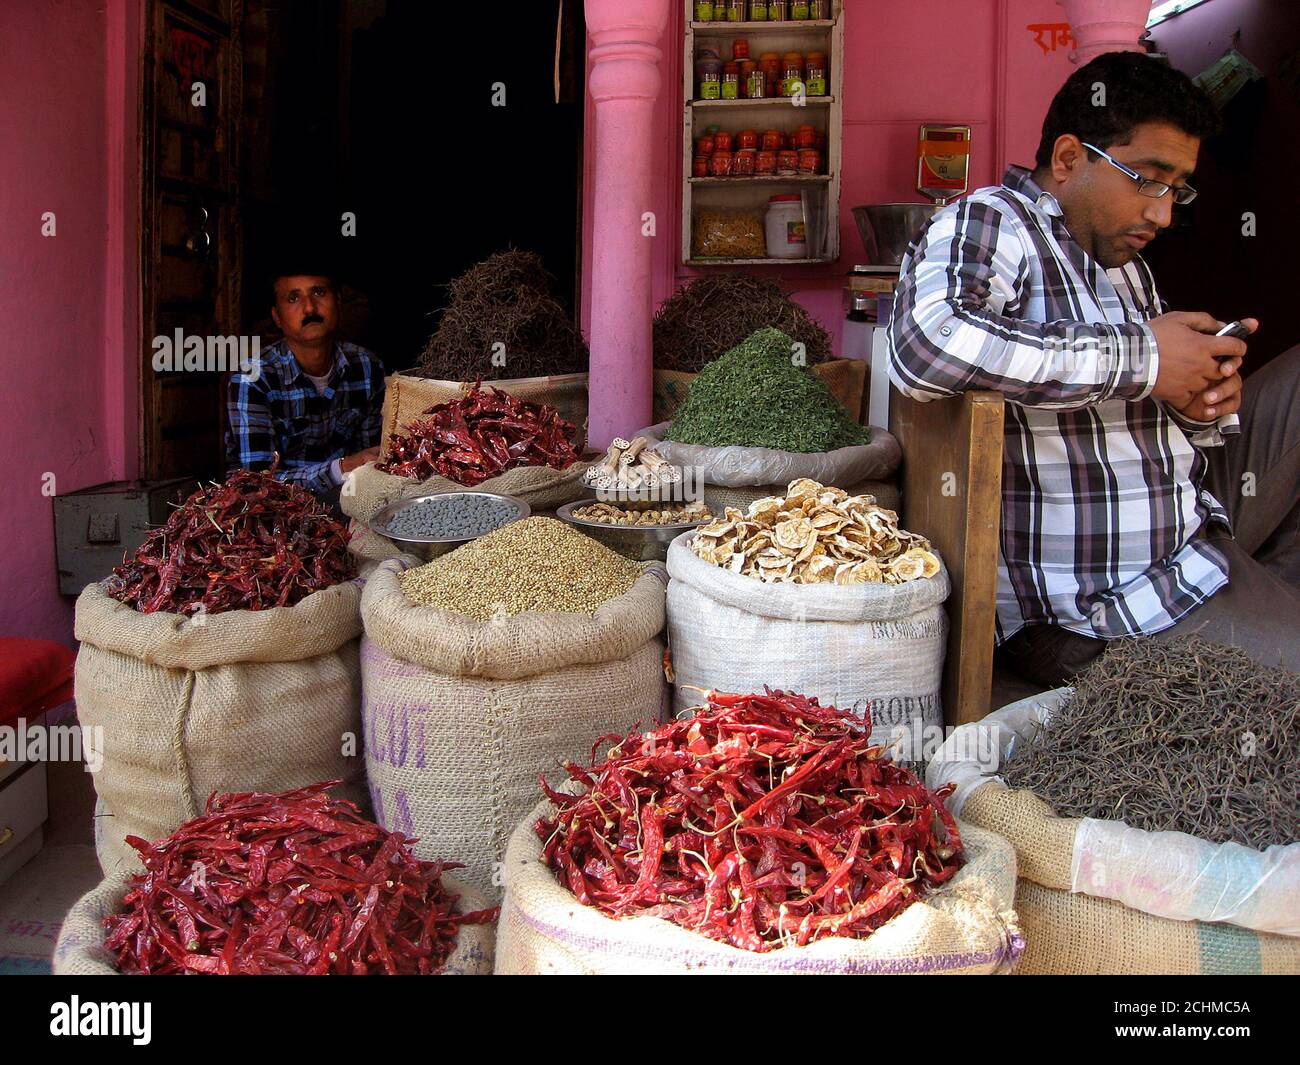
[{"x1": 0, "y1": 638, "x2": 76, "y2": 728}]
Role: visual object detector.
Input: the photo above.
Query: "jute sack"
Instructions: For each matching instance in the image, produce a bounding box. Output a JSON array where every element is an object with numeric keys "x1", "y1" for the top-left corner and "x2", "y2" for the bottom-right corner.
[
  {"x1": 959, "y1": 784, "x2": 1300, "y2": 975},
  {"x1": 53, "y1": 873, "x2": 495, "y2": 975},
  {"x1": 360, "y1": 559, "x2": 668, "y2": 900},
  {"x1": 706, "y1": 478, "x2": 900, "y2": 516},
  {"x1": 382, "y1": 370, "x2": 589, "y2": 452},
  {"x1": 340, "y1": 459, "x2": 592, "y2": 526},
  {"x1": 928, "y1": 690, "x2": 1300, "y2": 975},
  {"x1": 653, "y1": 360, "x2": 867, "y2": 426},
  {"x1": 665, "y1": 534, "x2": 949, "y2": 742},
  {"x1": 495, "y1": 797, "x2": 1023, "y2": 974},
  {"x1": 638, "y1": 422, "x2": 901, "y2": 490},
  {"x1": 74, "y1": 581, "x2": 366, "y2": 878}
]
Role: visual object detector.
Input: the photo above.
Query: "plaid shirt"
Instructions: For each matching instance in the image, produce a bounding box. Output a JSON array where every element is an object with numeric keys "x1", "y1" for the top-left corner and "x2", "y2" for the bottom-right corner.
[
  {"x1": 225, "y1": 339, "x2": 385, "y2": 496},
  {"x1": 889, "y1": 166, "x2": 1232, "y2": 642}
]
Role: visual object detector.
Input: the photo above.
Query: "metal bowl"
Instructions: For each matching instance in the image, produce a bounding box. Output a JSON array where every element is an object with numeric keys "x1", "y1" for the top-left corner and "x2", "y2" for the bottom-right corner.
[
  {"x1": 852, "y1": 203, "x2": 941, "y2": 266},
  {"x1": 369, "y1": 491, "x2": 530, "y2": 561},
  {"x1": 556, "y1": 498, "x2": 717, "y2": 563}
]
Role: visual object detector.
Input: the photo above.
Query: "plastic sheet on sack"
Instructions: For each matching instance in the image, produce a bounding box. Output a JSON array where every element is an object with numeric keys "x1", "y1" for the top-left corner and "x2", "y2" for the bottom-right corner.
[{"x1": 927, "y1": 688, "x2": 1300, "y2": 937}]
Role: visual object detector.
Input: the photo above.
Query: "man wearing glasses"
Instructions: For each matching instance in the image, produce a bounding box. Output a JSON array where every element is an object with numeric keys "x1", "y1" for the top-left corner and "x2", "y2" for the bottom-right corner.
[{"x1": 890, "y1": 51, "x2": 1300, "y2": 685}]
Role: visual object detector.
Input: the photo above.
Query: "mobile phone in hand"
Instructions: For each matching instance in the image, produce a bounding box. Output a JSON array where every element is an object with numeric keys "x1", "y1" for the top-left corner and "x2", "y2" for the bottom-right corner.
[{"x1": 1215, "y1": 321, "x2": 1251, "y2": 340}]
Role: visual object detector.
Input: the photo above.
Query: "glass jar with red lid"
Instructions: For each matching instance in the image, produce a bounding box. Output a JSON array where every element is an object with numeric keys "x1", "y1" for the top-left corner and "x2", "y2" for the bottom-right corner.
[
  {"x1": 714, "y1": 130, "x2": 734, "y2": 153},
  {"x1": 736, "y1": 129, "x2": 759, "y2": 150},
  {"x1": 693, "y1": 156, "x2": 710, "y2": 178},
  {"x1": 797, "y1": 148, "x2": 822, "y2": 174},
  {"x1": 755, "y1": 150, "x2": 777, "y2": 175},
  {"x1": 794, "y1": 124, "x2": 818, "y2": 150},
  {"x1": 733, "y1": 149, "x2": 757, "y2": 176},
  {"x1": 761, "y1": 129, "x2": 783, "y2": 152},
  {"x1": 777, "y1": 149, "x2": 799, "y2": 175},
  {"x1": 732, "y1": 39, "x2": 750, "y2": 61},
  {"x1": 709, "y1": 151, "x2": 735, "y2": 177}
]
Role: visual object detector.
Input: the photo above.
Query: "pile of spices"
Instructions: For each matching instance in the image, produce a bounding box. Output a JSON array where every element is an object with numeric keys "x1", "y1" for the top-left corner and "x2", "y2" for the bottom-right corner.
[
  {"x1": 571, "y1": 500, "x2": 713, "y2": 527},
  {"x1": 417, "y1": 250, "x2": 588, "y2": 381},
  {"x1": 1002, "y1": 636, "x2": 1300, "y2": 849},
  {"x1": 654, "y1": 276, "x2": 833, "y2": 372},
  {"x1": 666, "y1": 327, "x2": 871, "y2": 452},
  {"x1": 102, "y1": 782, "x2": 497, "y2": 975},
  {"x1": 399, "y1": 516, "x2": 643, "y2": 620},
  {"x1": 381, "y1": 493, "x2": 520, "y2": 541},
  {"x1": 690, "y1": 478, "x2": 938, "y2": 585},
  {"x1": 582, "y1": 436, "x2": 682, "y2": 492},
  {"x1": 103, "y1": 464, "x2": 354, "y2": 617},
  {"x1": 536, "y1": 688, "x2": 964, "y2": 952},
  {"x1": 379, "y1": 383, "x2": 579, "y2": 487}
]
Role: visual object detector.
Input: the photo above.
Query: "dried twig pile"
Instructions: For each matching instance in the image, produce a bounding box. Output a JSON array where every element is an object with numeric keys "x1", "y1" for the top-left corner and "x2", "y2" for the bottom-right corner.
[
  {"x1": 653, "y1": 275, "x2": 834, "y2": 373},
  {"x1": 1002, "y1": 636, "x2": 1300, "y2": 848},
  {"x1": 417, "y1": 249, "x2": 588, "y2": 380}
]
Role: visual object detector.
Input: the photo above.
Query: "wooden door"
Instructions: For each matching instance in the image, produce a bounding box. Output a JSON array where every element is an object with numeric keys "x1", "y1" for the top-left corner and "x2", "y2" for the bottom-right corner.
[{"x1": 140, "y1": 0, "x2": 242, "y2": 479}]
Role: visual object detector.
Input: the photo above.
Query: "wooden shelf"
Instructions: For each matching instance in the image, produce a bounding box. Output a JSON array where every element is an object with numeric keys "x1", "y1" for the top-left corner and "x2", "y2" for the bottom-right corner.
[
  {"x1": 690, "y1": 173, "x2": 831, "y2": 184},
  {"x1": 682, "y1": 0, "x2": 845, "y2": 265},
  {"x1": 690, "y1": 20, "x2": 835, "y2": 32},
  {"x1": 686, "y1": 257, "x2": 835, "y2": 266},
  {"x1": 690, "y1": 96, "x2": 834, "y2": 108}
]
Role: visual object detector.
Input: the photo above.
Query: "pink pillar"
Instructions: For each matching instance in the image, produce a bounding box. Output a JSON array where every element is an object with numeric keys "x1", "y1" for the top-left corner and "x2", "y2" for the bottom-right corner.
[
  {"x1": 584, "y1": 0, "x2": 672, "y2": 449},
  {"x1": 1059, "y1": 0, "x2": 1152, "y2": 66}
]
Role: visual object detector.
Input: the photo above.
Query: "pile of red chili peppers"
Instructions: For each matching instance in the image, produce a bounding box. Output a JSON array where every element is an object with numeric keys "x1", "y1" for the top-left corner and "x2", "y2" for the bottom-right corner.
[
  {"x1": 104, "y1": 782, "x2": 497, "y2": 975},
  {"x1": 537, "y1": 689, "x2": 964, "y2": 952},
  {"x1": 378, "y1": 382, "x2": 579, "y2": 486},
  {"x1": 104, "y1": 464, "x2": 355, "y2": 616}
]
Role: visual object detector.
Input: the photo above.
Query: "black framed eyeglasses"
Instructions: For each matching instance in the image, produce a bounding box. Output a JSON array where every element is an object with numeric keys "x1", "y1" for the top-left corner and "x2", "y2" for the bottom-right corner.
[{"x1": 1081, "y1": 142, "x2": 1198, "y2": 205}]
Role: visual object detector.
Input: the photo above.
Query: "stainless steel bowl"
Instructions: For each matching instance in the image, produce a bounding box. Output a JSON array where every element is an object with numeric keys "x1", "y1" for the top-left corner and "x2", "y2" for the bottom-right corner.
[
  {"x1": 556, "y1": 499, "x2": 717, "y2": 563},
  {"x1": 369, "y1": 491, "x2": 530, "y2": 561},
  {"x1": 852, "y1": 203, "x2": 941, "y2": 266}
]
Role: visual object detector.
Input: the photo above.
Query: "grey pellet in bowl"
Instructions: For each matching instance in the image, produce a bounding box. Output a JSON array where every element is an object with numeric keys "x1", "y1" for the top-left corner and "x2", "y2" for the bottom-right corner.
[{"x1": 370, "y1": 492, "x2": 530, "y2": 560}]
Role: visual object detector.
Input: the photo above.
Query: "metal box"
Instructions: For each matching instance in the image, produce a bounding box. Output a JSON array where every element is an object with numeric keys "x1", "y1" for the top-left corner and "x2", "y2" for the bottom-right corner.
[{"x1": 53, "y1": 478, "x2": 194, "y2": 595}]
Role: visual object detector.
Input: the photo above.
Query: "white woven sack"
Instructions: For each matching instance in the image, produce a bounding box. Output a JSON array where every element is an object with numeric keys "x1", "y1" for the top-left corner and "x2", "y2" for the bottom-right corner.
[{"x1": 665, "y1": 533, "x2": 949, "y2": 740}]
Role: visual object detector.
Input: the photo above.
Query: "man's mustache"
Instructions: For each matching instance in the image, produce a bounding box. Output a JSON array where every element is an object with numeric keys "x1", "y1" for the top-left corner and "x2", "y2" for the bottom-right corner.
[{"x1": 301, "y1": 314, "x2": 325, "y2": 325}]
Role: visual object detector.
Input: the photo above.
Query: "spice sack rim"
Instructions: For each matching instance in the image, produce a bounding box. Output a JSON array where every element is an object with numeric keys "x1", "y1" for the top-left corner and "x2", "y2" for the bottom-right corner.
[
  {"x1": 53, "y1": 871, "x2": 496, "y2": 976},
  {"x1": 498, "y1": 794, "x2": 1024, "y2": 975},
  {"x1": 926, "y1": 687, "x2": 1300, "y2": 937},
  {"x1": 637, "y1": 421, "x2": 902, "y2": 489},
  {"x1": 360, "y1": 557, "x2": 667, "y2": 680},
  {"x1": 666, "y1": 532, "x2": 950, "y2": 622},
  {"x1": 74, "y1": 577, "x2": 363, "y2": 670}
]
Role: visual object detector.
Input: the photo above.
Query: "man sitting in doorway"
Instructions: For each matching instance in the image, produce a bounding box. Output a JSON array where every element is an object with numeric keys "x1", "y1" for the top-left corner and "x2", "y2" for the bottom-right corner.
[
  {"x1": 225, "y1": 264, "x2": 384, "y2": 503},
  {"x1": 889, "y1": 51, "x2": 1300, "y2": 685}
]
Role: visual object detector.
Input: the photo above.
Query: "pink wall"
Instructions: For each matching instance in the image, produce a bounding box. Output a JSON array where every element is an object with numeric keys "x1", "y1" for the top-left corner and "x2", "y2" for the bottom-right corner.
[
  {"x1": 581, "y1": 0, "x2": 1078, "y2": 353},
  {"x1": 0, "y1": 0, "x2": 140, "y2": 647}
]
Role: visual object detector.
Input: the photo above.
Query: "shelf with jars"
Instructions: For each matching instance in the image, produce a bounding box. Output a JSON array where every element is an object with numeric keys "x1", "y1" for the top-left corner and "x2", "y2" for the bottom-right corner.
[{"x1": 682, "y1": 0, "x2": 845, "y2": 266}]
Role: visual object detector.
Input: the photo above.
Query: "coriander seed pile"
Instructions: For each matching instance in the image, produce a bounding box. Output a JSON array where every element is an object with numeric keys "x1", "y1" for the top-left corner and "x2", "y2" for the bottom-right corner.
[{"x1": 399, "y1": 517, "x2": 644, "y2": 620}]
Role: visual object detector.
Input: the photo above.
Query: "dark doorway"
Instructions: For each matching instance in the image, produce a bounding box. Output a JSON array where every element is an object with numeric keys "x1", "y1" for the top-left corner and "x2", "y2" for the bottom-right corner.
[{"x1": 239, "y1": 0, "x2": 587, "y2": 371}]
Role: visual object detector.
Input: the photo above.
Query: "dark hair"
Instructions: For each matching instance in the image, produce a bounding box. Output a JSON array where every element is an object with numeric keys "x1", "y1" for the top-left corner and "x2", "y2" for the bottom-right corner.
[{"x1": 1034, "y1": 52, "x2": 1220, "y2": 169}]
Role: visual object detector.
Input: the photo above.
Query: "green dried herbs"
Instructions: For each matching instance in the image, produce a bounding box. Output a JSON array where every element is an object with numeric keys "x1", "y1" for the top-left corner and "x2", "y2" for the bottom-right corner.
[
  {"x1": 664, "y1": 327, "x2": 871, "y2": 453},
  {"x1": 1002, "y1": 636, "x2": 1300, "y2": 849}
]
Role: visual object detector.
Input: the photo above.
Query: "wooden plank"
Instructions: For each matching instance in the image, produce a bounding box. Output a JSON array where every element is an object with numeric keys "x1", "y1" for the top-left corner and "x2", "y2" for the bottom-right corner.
[{"x1": 892, "y1": 390, "x2": 1004, "y2": 727}]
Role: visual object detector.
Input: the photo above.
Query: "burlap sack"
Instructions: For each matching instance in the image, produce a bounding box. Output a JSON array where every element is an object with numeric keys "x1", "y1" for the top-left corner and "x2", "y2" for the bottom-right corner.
[
  {"x1": 341, "y1": 460, "x2": 592, "y2": 526},
  {"x1": 382, "y1": 370, "x2": 589, "y2": 452},
  {"x1": 74, "y1": 581, "x2": 366, "y2": 877},
  {"x1": 495, "y1": 797, "x2": 1022, "y2": 974},
  {"x1": 666, "y1": 534, "x2": 949, "y2": 741},
  {"x1": 360, "y1": 560, "x2": 668, "y2": 899},
  {"x1": 653, "y1": 360, "x2": 867, "y2": 426},
  {"x1": 962, "y1": 783, "x2": 1300, "y2": 975},
  {"x1": 639, "y1": 422, "x2": 902, "y2": 490},
  {"x1": 53, "y1": 873, "x2": 495, "y2": 975},
  {"x1": 706, "y1": 478, "x2": 900, "y2": 515}
]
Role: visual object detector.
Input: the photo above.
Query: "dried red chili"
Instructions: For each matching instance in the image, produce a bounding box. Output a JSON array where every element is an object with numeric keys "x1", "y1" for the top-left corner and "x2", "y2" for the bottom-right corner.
[
  {"x1": 535, "y1": 689, "x2": 963, "y2": 952},
  {"x1": 378, "y1": 382, "x2": 579, "y2": 487},
  {"x1": 102, "y1": 782, "x2": 497, "y2": 975},
  {"x1": 104, "y1": 462, "x2": 355, "y2": 616}
]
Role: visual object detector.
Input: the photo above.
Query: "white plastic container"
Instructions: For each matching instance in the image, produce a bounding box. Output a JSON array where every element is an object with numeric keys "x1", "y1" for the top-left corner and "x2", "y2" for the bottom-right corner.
[{"x1": 765, "y1": 194, "x2": 808, "y2": 259}]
